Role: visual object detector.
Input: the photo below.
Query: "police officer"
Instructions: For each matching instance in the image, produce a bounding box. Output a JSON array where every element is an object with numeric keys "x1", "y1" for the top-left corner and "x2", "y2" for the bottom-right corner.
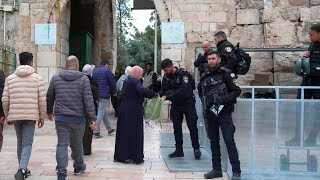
[
  {"x1": 194, "y1": 41, "x2": 212, "y2": 75},
  {"x1": 198, "y1": 50, "x2": 241, "y2": 180},
  {"x1": 286, "y1": 23, "x2": 320, "y2": 146},
  {"x1": 159, "y1": 58, "x2": 201, "y2": 159},
  {"x1": 214, "y1": 31, "x2": 238, "y2": 71}
]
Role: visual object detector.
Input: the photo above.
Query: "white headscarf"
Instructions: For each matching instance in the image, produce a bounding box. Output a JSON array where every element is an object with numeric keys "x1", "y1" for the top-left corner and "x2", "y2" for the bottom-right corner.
[
  {"x1": 125, "y1": 66, "x2": 132, "y2": 75},
  {"x1": 82, "y1": 64, "x2": 95, "y2": 76}
]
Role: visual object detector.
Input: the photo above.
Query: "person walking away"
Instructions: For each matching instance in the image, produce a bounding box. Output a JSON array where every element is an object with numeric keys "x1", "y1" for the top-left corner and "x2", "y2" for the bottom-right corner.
[
  {"x1": 2, "y1": 52, "x2": 46, "y2": 180},
  {"x1": 82, "y1": 64, "x2": 99, "y2": 155},
  {"x1": 92, "y1": 60, "x2": 116, "y2": 138},
  {"x1": 46, "y1": 55, "x2": 97, "y2": 180}
]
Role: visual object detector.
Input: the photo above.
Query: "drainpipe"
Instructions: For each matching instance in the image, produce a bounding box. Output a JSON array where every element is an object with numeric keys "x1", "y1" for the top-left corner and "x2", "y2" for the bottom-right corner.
[{"x1": 3, "y1": 11, "x2": 6, "y2": 45}]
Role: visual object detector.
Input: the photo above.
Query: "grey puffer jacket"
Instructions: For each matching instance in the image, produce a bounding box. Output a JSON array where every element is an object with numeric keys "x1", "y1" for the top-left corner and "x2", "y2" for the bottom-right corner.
[{"x1": 46, "y1": 69, "x2": 96, "y2": 121}]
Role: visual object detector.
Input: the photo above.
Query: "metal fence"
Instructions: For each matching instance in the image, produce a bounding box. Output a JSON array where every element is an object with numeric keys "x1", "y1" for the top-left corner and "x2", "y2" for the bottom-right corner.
[
  {"x1": 0, "y1": 44, "x2": 16, "y2": 76},
  {"x1": 195, "y1": 86, "x2": 320, "y2": 178}
]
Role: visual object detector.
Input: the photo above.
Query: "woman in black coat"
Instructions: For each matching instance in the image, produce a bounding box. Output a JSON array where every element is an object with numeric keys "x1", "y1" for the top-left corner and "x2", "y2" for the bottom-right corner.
[
  {"x1": 82, "y1": 64, "x2": 99, "y2": 155},
  {"x1": 114, "y1": 66, "x2": 157, "y2": 164}
]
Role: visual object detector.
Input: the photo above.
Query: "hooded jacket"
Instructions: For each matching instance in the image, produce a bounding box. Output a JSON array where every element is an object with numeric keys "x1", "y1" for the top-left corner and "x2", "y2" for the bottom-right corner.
[
  {"x1": 2, "y1": 65, "x2": 46, "y2": 121},
  {"x1": 46, "y1": 69, "x2": 96, "y2": 123}
]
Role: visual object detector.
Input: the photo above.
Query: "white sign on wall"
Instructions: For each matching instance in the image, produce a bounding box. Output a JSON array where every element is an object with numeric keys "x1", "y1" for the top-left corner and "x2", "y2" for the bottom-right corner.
[
  {"x1": 161, "y1": 22, "x2": 185, "y2": 44},
  {"x1": 35, "y1": 24, "x2": 57, "y2": 45}
]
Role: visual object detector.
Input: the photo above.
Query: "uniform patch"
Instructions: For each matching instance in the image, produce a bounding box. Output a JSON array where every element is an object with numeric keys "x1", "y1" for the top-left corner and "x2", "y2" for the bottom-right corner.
[
  {"x1": 230, "y1": 73, "x2": 236, "y2": 78},
  {"x1": 225, "y1": 46, "x2": 232, "y2": 53},
  {"x1": 183, "y1": 76, "x2": 189, "y2": 83}
]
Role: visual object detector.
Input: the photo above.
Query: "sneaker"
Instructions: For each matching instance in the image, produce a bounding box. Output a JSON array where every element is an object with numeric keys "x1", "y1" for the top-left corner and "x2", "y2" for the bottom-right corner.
[
  {"x1": 231, "y1": 172, "x2": 241, "y2": 180},
  {"x1": 168, "y1": 150, "x2": 184, "y2": 158},
  {"x1": 93, "y1": 133, "x2": 103, "y2": 139},
  {"x1": 204, "y1": 169, "x2": 223, "y2": 179},
  {"x1": 74, "y1": 164, "x2": 86, "y2": 175},
  {"x1": 57, "y1": 174, "x2": 66, "y2": 180},
  {"x1": 25, "y1": 169, "x2": 31, "y2": 178},
  {"x1": 108, "y1": 129, "x2": 115, "y2": 135},
  {"x1": 14, "y1": 169, "x2": 25, "y2": 180},
  {"x1": 285, "y1": 137, "x2": 300, "y2": 146},
  {"x1": 194, "y1": 149, "x2": 201, "y2": 159}
]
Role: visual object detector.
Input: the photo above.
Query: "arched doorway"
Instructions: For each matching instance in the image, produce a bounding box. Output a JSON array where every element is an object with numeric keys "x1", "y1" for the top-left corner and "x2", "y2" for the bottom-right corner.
[{"x1": 57, "y1": 0, "x2": 116, "y2": 70}]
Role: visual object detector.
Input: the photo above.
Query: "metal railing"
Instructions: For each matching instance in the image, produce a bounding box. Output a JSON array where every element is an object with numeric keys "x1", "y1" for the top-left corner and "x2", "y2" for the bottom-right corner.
[{"x1": 195, "y1": 85, "x2": 320, "y2": 177}]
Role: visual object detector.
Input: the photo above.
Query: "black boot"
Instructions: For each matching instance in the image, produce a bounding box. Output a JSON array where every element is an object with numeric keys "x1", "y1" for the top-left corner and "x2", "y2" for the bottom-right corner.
[
  {"x1": 231, "y1": 172, "x2": 241, "y2": 180},
  {"x1": 194, "y1": 149, "x2": 201, "y2": 159},
  {"x1": 168, "y1": 149, "x2": 184, "y2": 158},
  {"x1": 204, "y1": 169, "x2": 222, "y2": 179}
]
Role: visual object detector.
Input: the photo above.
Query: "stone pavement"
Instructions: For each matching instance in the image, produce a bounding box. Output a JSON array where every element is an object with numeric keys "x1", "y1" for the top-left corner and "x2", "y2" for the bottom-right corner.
[{"x1": 0, "y1": 115, "x2": 228, "y2": 180}]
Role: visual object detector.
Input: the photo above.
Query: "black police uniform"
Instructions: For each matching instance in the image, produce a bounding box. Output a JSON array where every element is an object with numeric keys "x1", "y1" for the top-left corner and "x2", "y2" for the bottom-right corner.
[
  {"x1": 194, "y1": 52, "x2": 209, "y2": 75},
  {"x1": 198, "y1": 66, "x2": 241, "y2": 178},
  {"x1": 159, "y1": 68, "x2": 201, "y2": 157},
  {"x1": 287, "y1": 42, "x2": 320, "y2": 146},
  {"x1": 217, "y1": 40, "x2": 238, "y2": 71}
]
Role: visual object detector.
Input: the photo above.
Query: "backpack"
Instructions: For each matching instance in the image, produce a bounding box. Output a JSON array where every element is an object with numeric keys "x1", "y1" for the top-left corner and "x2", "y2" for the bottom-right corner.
[{"x1": 234, "y1": 43, "x2": 251, "y2": 75}]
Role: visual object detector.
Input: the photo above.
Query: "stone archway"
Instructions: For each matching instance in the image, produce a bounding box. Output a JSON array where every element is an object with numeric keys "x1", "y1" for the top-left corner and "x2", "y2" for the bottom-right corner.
[{"x1": 56, "y1": 0, "x2": 116, "y2": 70}]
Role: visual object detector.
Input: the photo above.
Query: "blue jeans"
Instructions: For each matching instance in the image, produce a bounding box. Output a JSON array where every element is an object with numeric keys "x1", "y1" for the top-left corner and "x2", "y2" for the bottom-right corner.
[
  {"x1": 55, "y1": 121, "x2": 86, "y2": 177},
  {"x1": 95, "y1": 98, "x2": 112, "y2": 133},
  {"x1": 13, "y1": 120, "x2": 36, "y2": 170}
]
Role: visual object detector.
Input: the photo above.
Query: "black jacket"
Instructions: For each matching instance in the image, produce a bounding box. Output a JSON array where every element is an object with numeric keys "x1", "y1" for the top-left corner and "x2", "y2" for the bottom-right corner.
[
  {"x1": 198, "y1": 66, "x2": 240, "y2": 111},
  {"x1": 217, "y1": 40, "x2": 238, "y2": 71}
]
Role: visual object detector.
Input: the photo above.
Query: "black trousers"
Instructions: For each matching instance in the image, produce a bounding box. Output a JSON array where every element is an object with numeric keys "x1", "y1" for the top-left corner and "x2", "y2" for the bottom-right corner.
[
  {"x1": 170, "y1": 102, "x2": 200, "y2": 150},
  {"x1": 207, "y1": 110, "x2": 241, "y2": 173},
  {"x1": 294, "y1": 78, "x2": 320, "y2": 140},
  {"x1": 82, "y1": 119, "x2": 93, "y2": 155}
]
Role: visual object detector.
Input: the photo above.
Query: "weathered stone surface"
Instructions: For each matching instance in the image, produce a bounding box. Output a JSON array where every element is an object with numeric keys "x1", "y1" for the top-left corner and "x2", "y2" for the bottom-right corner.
[
  {"x1": 228, "y1": 10, "x2": 237, "y2": 27},
  {"x1": 171, "y1": 3, "x2": 182, "y2": 19},
  {"x1": 229, "y1": 25, "x2": 264, "y2": 47},
  {"x1": 197, "y1": 4, "x2": 210, "y2": 11},
  {"x1": 179, "y1": 3, "x2": 197, "y2": 12},
  {"x1": 210, "y1": 3, "x2": 225, "y2": 12},
  {"x1": 297, "y1": 22, "x2": 312, "y2": 43},
  {"x1": 192, "y1": 22, "x2": 202, "y2": 32},
  {"x1": 236, "y1": 0, "x2": 264, "y2": 9},
  {"x1": 37, "y1": 67, "x2": 49, "y2": 84},
  {"x1": 237, "y1": 9, "x2": 260, "y2": 25},
  {"x1": 162, "y1": 48, "x2": 182, "y2": 62},
  {"x1": 214, "y1": 11, "x2": 227, "y2": 23},
  {"x1": 19, "y1": 3, "x2": 30, "y2": 16},
  {"x1": 237, "y1": 74, "x2": 254, "y2": 86},
  {"x1": 186, "y1": 32, "x2": 200, "y2": 43},
  {"x1": 209, "y1": 23, "x2": 217, "y2": 32},
  {"x1": 300, "y1": 7, "x2": 311, "y2": 21},
  {"x1": 274, "y1": 0, "x2": 309, "y2": 7},
  {"x1": 280, "y1": 7, "x2": 300, "y2": 21},
  {"x1": 202, "y1": 23, "x2": 209, "y2": 32},
  {"x1": 37, "y1": 51, "x2": 57, "y2": 67},
  {"x1": 262, "y1": 8, "x2": 280, "y2": 23},
  {"x1": 310, "y1": 6, "x2": 320, "y2": 20},
  {"x1": 265, "y1": 22, "x2": 296, "y2": 46},
  {"x1": 249, "y1": 52, "x2": 273, "y2": 59},
  {"x1": 248, "y1": 58, "x2": 273, "y2": 73},
  {"x1": 185, "y1": 22, "x2": 193, "y2": 32},
  {"x1": 274, "y1": 72, "x2": 302, "y2": 86},
  {"x1": 310, "y1": 0, "x2": 320, "y2": 5},
  {"x1": 273, "y1": 52, "x2": 304, "y2": 73}
]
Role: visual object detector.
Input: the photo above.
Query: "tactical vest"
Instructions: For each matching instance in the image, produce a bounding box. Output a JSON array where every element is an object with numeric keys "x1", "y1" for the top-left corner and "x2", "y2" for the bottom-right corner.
[
  {"x1": 142, "y1": 71, "x2": 155, "y2": 89},
  {"x1": 309, "y1": 43, "x2": 320, "y2": 77},
  {"x1": 202, "y1": 73, "x2": 228, "y2": 106}
]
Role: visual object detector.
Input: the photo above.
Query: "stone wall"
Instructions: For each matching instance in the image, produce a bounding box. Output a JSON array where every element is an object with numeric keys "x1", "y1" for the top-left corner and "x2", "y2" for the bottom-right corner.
[
  {"x1": 0, "y1": 0, "x2": 116, "y2": 87},
  {"x1": 154, "y1": 0, "x2": 319, "y2": 96}
]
